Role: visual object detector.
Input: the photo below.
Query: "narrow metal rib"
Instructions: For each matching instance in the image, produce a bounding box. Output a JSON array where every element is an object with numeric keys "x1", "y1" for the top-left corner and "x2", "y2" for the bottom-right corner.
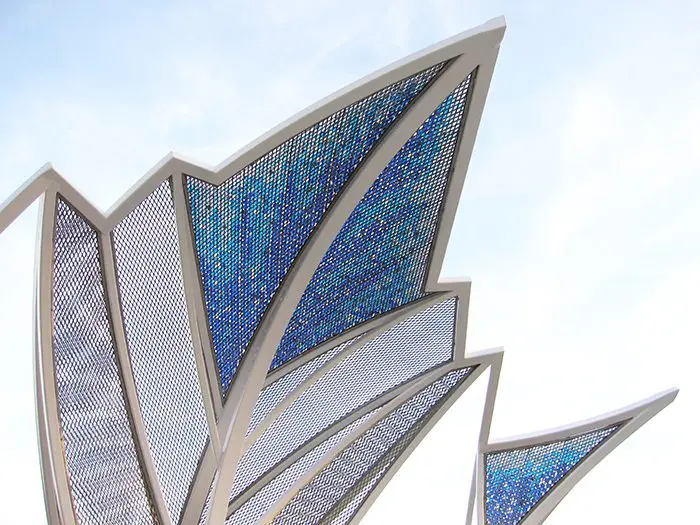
[{"x1": 171, "y1": 172, "x2": 222, "y2": 453}]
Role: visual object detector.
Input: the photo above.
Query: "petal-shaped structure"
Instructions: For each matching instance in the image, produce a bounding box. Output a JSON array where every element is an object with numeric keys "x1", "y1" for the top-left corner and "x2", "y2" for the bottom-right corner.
[
  {"x1": 50, "y1": 198, "x2": 157, "y2": 524},
  {"x1": 186, "y1": 64, "x2": 446, "y2": 395},
  {"x1": 485, "y1": 426, "x2": 619, "y2": 525},
  {"x1": 113, "y1": 180, "x2": 211, "y2": 523},
  {"x1": 0, "y1": 14, "x2": 679, "y2": 525},
  {"x1": 473, "y1": 390, "x2": 678, "y2": 525},
  {"x1": 273, "y1": 74, "x2": 474, "y2": 370}
]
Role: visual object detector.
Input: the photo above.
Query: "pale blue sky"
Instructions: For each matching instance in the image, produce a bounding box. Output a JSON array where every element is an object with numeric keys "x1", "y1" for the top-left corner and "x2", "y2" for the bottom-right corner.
[{"x1": 0, "y1": 1, "x2": 697, "y2": 523}]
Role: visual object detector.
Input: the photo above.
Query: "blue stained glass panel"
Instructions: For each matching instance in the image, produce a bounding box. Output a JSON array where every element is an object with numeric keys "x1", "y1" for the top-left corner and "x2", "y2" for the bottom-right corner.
[
  {"x1": 187, "y1": 64, "x2": 445, "y2": 394},
  {"x1": 273, "y1": 72, "x2": 474, "y2": 370},
  {"x1": 485, "y1": 426, "x2": 620, "y2": 525}
]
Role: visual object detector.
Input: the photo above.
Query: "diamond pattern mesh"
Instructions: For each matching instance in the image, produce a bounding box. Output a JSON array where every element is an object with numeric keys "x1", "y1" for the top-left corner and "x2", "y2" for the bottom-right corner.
[
  {"x1": 51, "y1": 198, "x2": 155, "y2": 524},
  {"x1": 485, "y1": 425, "x2": 620, "y2": 525},
  {"x1": 274, "y1": 72, "x2": 474, "y2": 371},
  {"x1": 247, "y1": 335, "x2": 364, "y2": 437},
  {"x1": 186, "y1": 63, "x2": 446, "y2": 394},
  {"x1": 227, "y1": 408, "x2": 382, "y2": 524},
  {"x1": 231, "y1": 297, "x2": 456, "y2": 501},
  {"x1": 324, "y1": 454, "x2": 393, "y2": 525},
  {"x1": 272, "y1": 367, "x2": 474, "y2": 524},
  {"x1": 112, "y1": 180, "x2": 210, "y2": 524}
]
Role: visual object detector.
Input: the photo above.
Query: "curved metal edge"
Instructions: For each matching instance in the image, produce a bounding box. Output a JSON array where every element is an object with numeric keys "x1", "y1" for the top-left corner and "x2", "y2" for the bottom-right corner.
[
  {"x1": 100, "y1": 232, "x2": 172, "y2": 524},
  {"x1": 425, "y1": 42, "x2": 501, "y2": 287},
  {"x1": 0, "y1": 18, "x2": 507, "y2": 525},
  {"x1": 258, "y1": 350, "x2": 502, "y2": 524},
  {"x1": 229, "y1": 289, "x2": 467, "y2": 516},
  {"x1": 206, "y1": 24, "x2": 504, "y2": 523},
  {"x1": 33, "y1": 192, "x2": 62, "y2": 525},
  {"x1": 346, "y1": 350, "x2": 504, "y2": 525},
  {"x1": 476, "y1": 388, "x2": 679, "y2": 525},
  {"x1": 35, "y1": 189, "x2": 77, "y2": 525},
  {"x1": 209, "y1": 17, "x2": 505, "y2": 184},
  {"x1": 262, "y1": 293, "x2": 445, "y2": 387},
  {"x1": 171, "y1": 173, "x2": 222, "y2": 453},
  {"x1": 242, "y1": 291, "x2": 457, "y2": 448}
]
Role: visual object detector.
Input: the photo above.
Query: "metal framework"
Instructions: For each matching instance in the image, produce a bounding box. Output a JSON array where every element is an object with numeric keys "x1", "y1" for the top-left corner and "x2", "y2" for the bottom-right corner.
[{"x1": 0, "y1": 16, "x2": 678, "y2": 525}]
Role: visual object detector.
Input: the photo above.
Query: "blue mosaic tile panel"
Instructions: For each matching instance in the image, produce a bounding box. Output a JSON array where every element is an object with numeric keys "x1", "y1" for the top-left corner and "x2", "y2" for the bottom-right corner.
[
  {"x1": 113, "y1": 180, "x2": 210, "y2": 524},
  {"x1": 273, "y1": 72, "x2": 474, "y2": 371},
  {"x1": 485, "y1": 426, "x2": 620, "y2": 525},
  {"x1": 187, "y1": 64, "x2": 445, "y2": 394},
  {"x1": 52, "y1": 198, "x2": 155, "y2": 524}
]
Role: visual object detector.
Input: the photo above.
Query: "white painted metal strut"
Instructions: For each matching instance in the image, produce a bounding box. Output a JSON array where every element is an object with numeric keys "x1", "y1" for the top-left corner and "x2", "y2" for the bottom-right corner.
[
  {"x1": 171, "y1": 172, "x2": 223, "y2": 456},
  {"x1": 34, "y1": 190, "x2": 73, "y2": 525}
]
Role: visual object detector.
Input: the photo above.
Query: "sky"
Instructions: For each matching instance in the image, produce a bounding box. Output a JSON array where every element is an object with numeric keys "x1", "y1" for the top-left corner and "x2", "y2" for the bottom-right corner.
[{"x1": 0, "y1": 1, "x2": 697, "y2": 523}]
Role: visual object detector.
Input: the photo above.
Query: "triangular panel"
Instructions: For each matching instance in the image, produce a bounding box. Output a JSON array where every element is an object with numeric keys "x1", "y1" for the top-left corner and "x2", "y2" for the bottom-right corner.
[{"x1": 484, "y1": 426, "x2": 619, "y2": 525}]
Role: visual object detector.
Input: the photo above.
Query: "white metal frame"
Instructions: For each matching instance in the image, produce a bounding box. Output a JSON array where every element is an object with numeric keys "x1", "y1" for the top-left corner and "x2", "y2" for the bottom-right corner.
[
  {"x1": 472, "y1": 389, "x2": 678, "y2": 525},
  {"x1": 228, "y1": 289, "x2": 467, "y2": 517},
  {"x1": 257, "y1": 349, "x2": 504, "y2": 524},
  {"x1": 0, "y1": 14, "x2": 682, "y2": 525},
  {"x1": 0, "y1": 14, "x2": 681, "y2": 525},
  {"x1": 0, "y1": 17, "x2": 506, "y2": 525}
]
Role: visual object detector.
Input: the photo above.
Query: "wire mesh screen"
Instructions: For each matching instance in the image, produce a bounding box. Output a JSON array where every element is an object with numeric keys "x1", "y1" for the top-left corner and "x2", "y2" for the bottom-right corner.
[
  {"x1": 323, "y1": 454, "x2": 394, "y2": 525},
  {"x1": 248, "y1": 335, "x2": 365, "y2": 437},
  {"x1": 272, "y1": 367, "x2": 474, "y2": 524},
  {"x1": 485, "y1": 425, "x2": 620, "y2": 525},
  {"x1": 186, "y1": 63, "x2": 446, "y2": 394},
  {"x1": 51, "y1": 198, "x2": 155, "y2": 524},
  {"x1": 112, "y1": 179, "x2": 210, "y2": 523},
  {"x1": 227, "y1": 408, "x2": 383, "y2": 524},
  {"x1": 275, "y1": 72, "x2": 475, "y2": 371},
  {"x1": 232, "y1": 297, "x2": 456, "y2": 501}
]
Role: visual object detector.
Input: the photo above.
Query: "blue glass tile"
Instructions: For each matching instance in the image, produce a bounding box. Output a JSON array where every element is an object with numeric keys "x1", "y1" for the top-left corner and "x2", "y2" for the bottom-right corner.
[
  {"x1": 485, "y1": 426, "x2": 620, "y2": 525},
  {"x1": 273, "y1": 73, "x2": 474, "y2": 371},
  {"x1": 187, "y1": 64, "x2": 445, "y2": 395}
]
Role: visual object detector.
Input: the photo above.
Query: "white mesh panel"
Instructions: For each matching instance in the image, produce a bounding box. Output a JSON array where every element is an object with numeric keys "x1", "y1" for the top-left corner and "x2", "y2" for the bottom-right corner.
[
  {"x1": 232, "y1": 298, "x2": 457, "y2": 502},
  {"x1": 113, "y1": 180, "x2": 210, "y2": 523}
]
